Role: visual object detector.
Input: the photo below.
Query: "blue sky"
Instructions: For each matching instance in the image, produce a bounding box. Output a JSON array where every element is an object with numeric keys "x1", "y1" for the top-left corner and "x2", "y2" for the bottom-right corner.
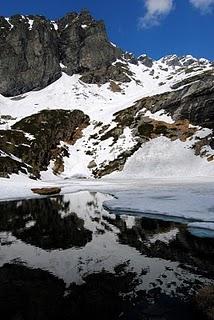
[{"x1": 0, "y1": 0, "x2": 213, "y2": 60}]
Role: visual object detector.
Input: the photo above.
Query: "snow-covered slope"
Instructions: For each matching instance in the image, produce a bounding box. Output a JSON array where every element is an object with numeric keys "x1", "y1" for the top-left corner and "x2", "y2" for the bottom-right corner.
[
  {"x1": 0, "y1": 54, "x2": 213, "y2": 181},
  {"x1": 107, "y1": 135, "x2": 214, "y2": 179},
  {"x1": 0, "y1": 55, "x2": 212, "y2": 125}
]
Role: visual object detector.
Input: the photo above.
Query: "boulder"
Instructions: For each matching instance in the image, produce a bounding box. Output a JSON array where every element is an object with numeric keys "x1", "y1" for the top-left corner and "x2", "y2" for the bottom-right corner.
[{"x1": 31, "y1": 187, "x2": 61, "y2": 195}]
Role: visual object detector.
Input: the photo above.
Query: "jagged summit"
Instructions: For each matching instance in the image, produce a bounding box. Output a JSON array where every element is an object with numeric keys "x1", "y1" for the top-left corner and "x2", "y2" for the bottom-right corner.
[
  {"x1": 0, "y1": 10, "x2": 122, "y2": 97},
  {"x1": 138, "y1": 53, "x2": 212, "y2": 68},
  {"x1": 159, "y1": 54, "x2": 211, "y2": 68},
  {"x1": 1, "y1": 10, "x2": 212, "y2": 98}
]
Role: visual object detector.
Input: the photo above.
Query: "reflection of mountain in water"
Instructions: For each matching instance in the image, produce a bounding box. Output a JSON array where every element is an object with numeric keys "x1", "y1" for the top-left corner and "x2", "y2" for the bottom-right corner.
[
  {"x1": 0, "y1": 263, "x2": 206, "y2": 320},
  {"x1": 0, "y1": 196, "x2": 92, "y2": 249},
  {"x1": 105, "y1": 215, "x2": 214, "y2": 277},
  {"x1": 0, "y1": 191, "x2": 214, "y2": 320},
  {"x1": 0, "y1": 263, "x2": 139, "y2": 320}
]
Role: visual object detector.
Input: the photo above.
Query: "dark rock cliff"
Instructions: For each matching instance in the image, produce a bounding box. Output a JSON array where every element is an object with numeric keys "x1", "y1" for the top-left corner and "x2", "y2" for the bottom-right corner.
[
  {"x1": 0, "y1": 15, "x2": 61, "y2": 97},
  {"x1": 58, "y1": 11, "x2": 122, "y2": 75},
  {"x1": 0, "y1": 10, "x2": 123, "y2": 97}
]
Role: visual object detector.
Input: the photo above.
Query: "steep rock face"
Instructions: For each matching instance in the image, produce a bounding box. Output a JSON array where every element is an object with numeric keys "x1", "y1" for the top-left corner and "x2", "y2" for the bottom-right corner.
[
  {"x1": 0, "y1": 129, "x2": 31, "y2": 177},
  {"x1": 0, "y1": 11, "x2": 123, "y2": 97},
  {"x1": 0, "y1": 15, "x2": 61, "y2": 97},
  {"x1": 58, "y1": 11, "x2": 122, "y2": 76}
]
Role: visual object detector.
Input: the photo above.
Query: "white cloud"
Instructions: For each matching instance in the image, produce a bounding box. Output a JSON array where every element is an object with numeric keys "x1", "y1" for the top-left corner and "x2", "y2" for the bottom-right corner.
[
  {"x1": 139, "y1": 0, "x2": 174, "y2": 29},
  {"x1": 189, "y1": 0, "x2": 214, "y2": 12}
]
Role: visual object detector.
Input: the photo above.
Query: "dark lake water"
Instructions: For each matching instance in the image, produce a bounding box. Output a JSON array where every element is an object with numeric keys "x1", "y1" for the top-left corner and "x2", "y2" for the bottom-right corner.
[{"x1": 0, "y1": 191, "x2": 214, "y2": 320}]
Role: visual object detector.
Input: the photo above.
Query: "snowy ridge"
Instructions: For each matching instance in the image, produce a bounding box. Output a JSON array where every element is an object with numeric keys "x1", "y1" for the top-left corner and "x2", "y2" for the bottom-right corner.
[{"x1": 0, "y1": 54, "x2": 212, "y2": 126}]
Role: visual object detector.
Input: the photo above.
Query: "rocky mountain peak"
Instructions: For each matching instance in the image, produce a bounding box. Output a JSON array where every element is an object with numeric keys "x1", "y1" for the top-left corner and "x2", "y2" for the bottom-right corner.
[
  {"x1": 159, "y1": 54, "x2": 211, "y2": 68},
  {"x1": 58, "y1": 10, "x2": 94, "y2": 27},
  {"x1": 138, "y1": 54, "x2": 154, "y2": 68},
  {"x1": 57, "y1": 10, "x2": 122, "y2": 76},
  {"x1": 0, "y1": 11, "x2": 123, "y2": 97}
]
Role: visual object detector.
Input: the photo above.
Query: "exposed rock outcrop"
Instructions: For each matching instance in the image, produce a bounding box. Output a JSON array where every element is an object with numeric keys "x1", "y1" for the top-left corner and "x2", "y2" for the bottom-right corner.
[
  {"x1": 110, "y1": 70, "x2": 214, "y2": 133},
  {"x1": 0, "y1": 109, "x2": 90, "y2": 178},
  {"x1": 127, "y1": 71, "x2": 214, "y2": 130},
  {"x1": 138, "y1": 54, "x2": 153, "y2": 68}
]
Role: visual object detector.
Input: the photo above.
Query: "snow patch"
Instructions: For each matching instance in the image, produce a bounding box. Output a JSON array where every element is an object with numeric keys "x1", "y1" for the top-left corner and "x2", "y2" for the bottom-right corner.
[
  {"x1": 27, "y1": 18, "x2": 34, "y2": 30},
  {"x1": 110, "y1": 42, "x2": 117, "y2": 47},
  {"x1": 51, "y1": 21, "x2": 58, "y2": 30},
  {"x1": 144, "y1": 109, "x2": 174, "y2": 124},
  {"x1": 107, "y1": 136, "x2": 214, "y2": 179},
  {"x1": 5, "y1": 18, "x2": 14, "y2": 30},
  {"x1": 148, "y1": 228, "x2": 179, "y2": 244}
]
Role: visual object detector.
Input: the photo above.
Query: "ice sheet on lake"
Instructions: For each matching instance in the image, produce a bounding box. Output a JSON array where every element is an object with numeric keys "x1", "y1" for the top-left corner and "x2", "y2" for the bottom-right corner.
[{"x1": 103, "y1": 183, "x2": 214, "y2": 234}]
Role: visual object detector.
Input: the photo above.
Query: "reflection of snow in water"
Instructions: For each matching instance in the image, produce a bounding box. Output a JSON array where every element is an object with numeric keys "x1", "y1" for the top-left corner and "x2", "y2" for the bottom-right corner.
[
  {"x1": 0, "y1": 191, "x2": 213, "y2": 297},
  {"x1": 148, "y1": 228, "x2": 179, "y2": 244}
]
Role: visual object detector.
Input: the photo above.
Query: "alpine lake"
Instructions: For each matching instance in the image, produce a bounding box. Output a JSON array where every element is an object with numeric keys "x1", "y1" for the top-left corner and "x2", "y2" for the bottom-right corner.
[{"x1": 0, "y1": 191, "x2": 213, "y2": 320}]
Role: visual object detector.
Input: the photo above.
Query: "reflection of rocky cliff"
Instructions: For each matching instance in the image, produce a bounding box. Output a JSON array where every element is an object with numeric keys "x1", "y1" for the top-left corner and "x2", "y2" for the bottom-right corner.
[
  {"x1": 104, "y1": 214, "x2": 214, "y2": 277},
  {"x1": 0, "y1": 263, "x2": 206, "y2": 320},
  {"x1": 0, "y1": 263, "x2": 140, "y2": 320},
  {"x1": 0, "y1": 196, "x2": 92, "y2": 249},
  {"x1": 105, "y1": 215, "x2": 175, "y2": 246},
  {"x1": 145, "y1": 227, "x2": 214, "y2": 277},
  {"x1": 0, "y1": 264, "x2": 65, "y2": 320},
  {"x1": 1, "y1": 192, "x2": 214, "y2": 276}
]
